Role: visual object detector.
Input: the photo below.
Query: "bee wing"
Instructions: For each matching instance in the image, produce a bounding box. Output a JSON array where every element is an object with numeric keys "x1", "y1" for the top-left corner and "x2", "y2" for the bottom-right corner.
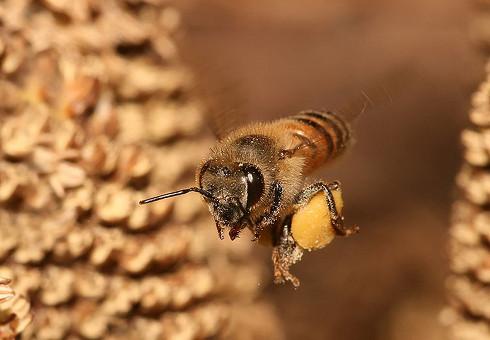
[
  {"x1": 296, "y1": 63, "x2": 415, "y2": 153},
  {"x1": 194, "y1": 77, "x2": 250, "y2": 139},
  {"x1": 332, "y1": 63, "x2": 414, "y2": 123},
  {"x1": 205, "y1": 106, "x2": 247, "y2": 140}
]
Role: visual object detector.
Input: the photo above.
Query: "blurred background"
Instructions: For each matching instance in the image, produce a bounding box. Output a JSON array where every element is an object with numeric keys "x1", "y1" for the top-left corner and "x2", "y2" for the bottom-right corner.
[{"x1": 177, "y1": 0, "x2": 484, "y2": 339}]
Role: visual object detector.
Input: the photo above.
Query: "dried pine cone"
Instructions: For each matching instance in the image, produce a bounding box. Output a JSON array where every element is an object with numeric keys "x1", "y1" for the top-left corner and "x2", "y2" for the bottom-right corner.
[
  {"x1": 0, "y1": 1, "x2": 282, "y2": 339},
  {"x1": 0, "y1": 277, "x2": 32, "y2": 339},
  {"x1": 444, "y1": 62, "x2": 490, "y2": 339}
]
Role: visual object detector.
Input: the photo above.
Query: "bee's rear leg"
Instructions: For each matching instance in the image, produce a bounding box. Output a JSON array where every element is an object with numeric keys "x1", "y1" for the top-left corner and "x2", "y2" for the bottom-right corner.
[
  {"x1": 296, "y1": 181, "x2": 359, "y2": 237},
  {"x1": 272, "y1": 220, "x2": 303, "y2": 288}
]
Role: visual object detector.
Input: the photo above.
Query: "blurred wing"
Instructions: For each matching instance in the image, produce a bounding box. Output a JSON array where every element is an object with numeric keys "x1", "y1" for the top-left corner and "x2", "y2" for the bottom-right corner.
[
  {"x1": 333, "y1": 63, "x2": 414, "y2": 123},
  {"x1": 194, "y1": 76, "x2": 249, "y2": 140},
  {"x1": 205, "y1": 106, "x2": 247, "y2": 140}
]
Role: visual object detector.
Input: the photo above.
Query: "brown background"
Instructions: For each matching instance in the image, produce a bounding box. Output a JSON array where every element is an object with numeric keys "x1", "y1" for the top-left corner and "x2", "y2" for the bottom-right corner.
[{"x1": 177, "y1": 1, "x2": 484, "y2": 339}]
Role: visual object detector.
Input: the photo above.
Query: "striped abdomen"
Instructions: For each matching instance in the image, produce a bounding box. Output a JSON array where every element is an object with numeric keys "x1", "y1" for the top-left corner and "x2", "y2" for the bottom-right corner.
[{"x1": 278, "y1": 111, "x2": 352, "y2": 173}]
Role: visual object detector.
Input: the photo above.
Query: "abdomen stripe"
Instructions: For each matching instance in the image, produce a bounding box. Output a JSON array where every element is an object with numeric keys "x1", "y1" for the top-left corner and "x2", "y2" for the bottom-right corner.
[{"x1": 301, "y1": 111, "x2": 350, "y2": 150}]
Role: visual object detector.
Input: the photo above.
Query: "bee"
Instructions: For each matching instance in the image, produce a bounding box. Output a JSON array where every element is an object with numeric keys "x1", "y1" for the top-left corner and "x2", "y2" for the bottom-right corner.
[{"x1": 140, "y1": 110, "x2": 359, "y2": 287}]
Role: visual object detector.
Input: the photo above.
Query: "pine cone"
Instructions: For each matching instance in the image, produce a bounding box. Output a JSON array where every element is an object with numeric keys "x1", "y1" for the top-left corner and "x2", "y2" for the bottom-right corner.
[
  {"x1": 0, "y1": 1, "x2": 282, "y2": 339},
  {"x1": 443, "y1": 63, "x2": 490, "y2": 339},
  {"x1": 0, "y1": 277, "x2": 32, "y2": 339}
]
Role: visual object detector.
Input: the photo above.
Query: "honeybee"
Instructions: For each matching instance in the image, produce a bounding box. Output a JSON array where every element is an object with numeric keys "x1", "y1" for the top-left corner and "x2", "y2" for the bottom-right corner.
[{"x1": 140, "y1": 110, "x2": 359, "y2": 287}]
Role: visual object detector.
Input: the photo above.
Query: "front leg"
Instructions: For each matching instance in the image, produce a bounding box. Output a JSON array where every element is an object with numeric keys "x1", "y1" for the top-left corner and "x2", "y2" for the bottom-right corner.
[
  {"x1": 296, "y1": 181, "x2": 359, "y2": 236},
  {"x1": 252, "y1": 182, "x2": 283, "y2": 241}
]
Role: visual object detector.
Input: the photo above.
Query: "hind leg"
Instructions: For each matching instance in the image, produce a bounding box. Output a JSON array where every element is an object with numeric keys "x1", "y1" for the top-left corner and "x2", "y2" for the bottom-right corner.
[
  {"x1": 272, "y1": 220, "x2": 303, "y2": 288},
  {"x1": 295, "y1": 181, "x2": 359, "y2": 236}
]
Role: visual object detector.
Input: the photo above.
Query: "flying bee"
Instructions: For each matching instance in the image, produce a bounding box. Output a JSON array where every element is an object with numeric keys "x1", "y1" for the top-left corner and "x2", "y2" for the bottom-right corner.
[{"x1": 140, "y1": 110, "x2": 359, "y2": 287}]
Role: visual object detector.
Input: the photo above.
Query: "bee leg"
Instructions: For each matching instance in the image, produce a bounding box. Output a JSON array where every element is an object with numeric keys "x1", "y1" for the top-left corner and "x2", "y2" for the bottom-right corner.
[
  {"x1": 278, "y1": 134, "x2": 314, "y2": 159},
  {"x1": 252, "y1": 225, "x2": 265, "y2": 241},
  {"x1": 215, "y1": 222, "x2": 225, "y2": 240},
  {"x1": 252, "y1": 182, "x2": 283, "y2": 241},
  {"x1": 323, "y1": 181, "x2": 359, "y2": 236},
  {"x1": 296, "y1": 181, "x2": 359, "y2": 237},
  {"x1": 272, "y1": 220, "x2": 303, "y2": 287}
]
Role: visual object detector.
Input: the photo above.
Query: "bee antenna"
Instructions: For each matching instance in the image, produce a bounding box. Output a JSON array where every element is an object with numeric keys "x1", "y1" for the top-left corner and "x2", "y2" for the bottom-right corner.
[{"x1": 139, "y1": 187, "x2": 219, "y2": 205}]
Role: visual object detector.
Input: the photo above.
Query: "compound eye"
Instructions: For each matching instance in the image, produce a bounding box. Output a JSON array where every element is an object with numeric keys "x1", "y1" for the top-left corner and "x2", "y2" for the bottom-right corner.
[{"x1": 240, "y1": 164, "x2": 264, "y2": 209}]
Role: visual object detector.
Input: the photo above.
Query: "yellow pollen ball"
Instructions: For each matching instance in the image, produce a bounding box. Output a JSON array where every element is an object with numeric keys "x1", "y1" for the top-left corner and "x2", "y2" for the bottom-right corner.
[{"x1": 291, "y1": 190, "x2": 344, "y2": 251}]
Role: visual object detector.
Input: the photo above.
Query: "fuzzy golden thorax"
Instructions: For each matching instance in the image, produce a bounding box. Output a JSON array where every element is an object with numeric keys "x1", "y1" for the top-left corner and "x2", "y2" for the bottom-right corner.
[{"x1": 196, "y1": 122, "x2": 306, "y2": 240}]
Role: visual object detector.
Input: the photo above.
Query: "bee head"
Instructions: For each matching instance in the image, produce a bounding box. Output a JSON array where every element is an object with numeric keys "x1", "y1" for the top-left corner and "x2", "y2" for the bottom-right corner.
[
  {"x1": 198, "y1": 161, "x2": 264, "y2": 240},
  {"x1": 139, "y1": 160, "x2": 264, "y2": 241}
]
